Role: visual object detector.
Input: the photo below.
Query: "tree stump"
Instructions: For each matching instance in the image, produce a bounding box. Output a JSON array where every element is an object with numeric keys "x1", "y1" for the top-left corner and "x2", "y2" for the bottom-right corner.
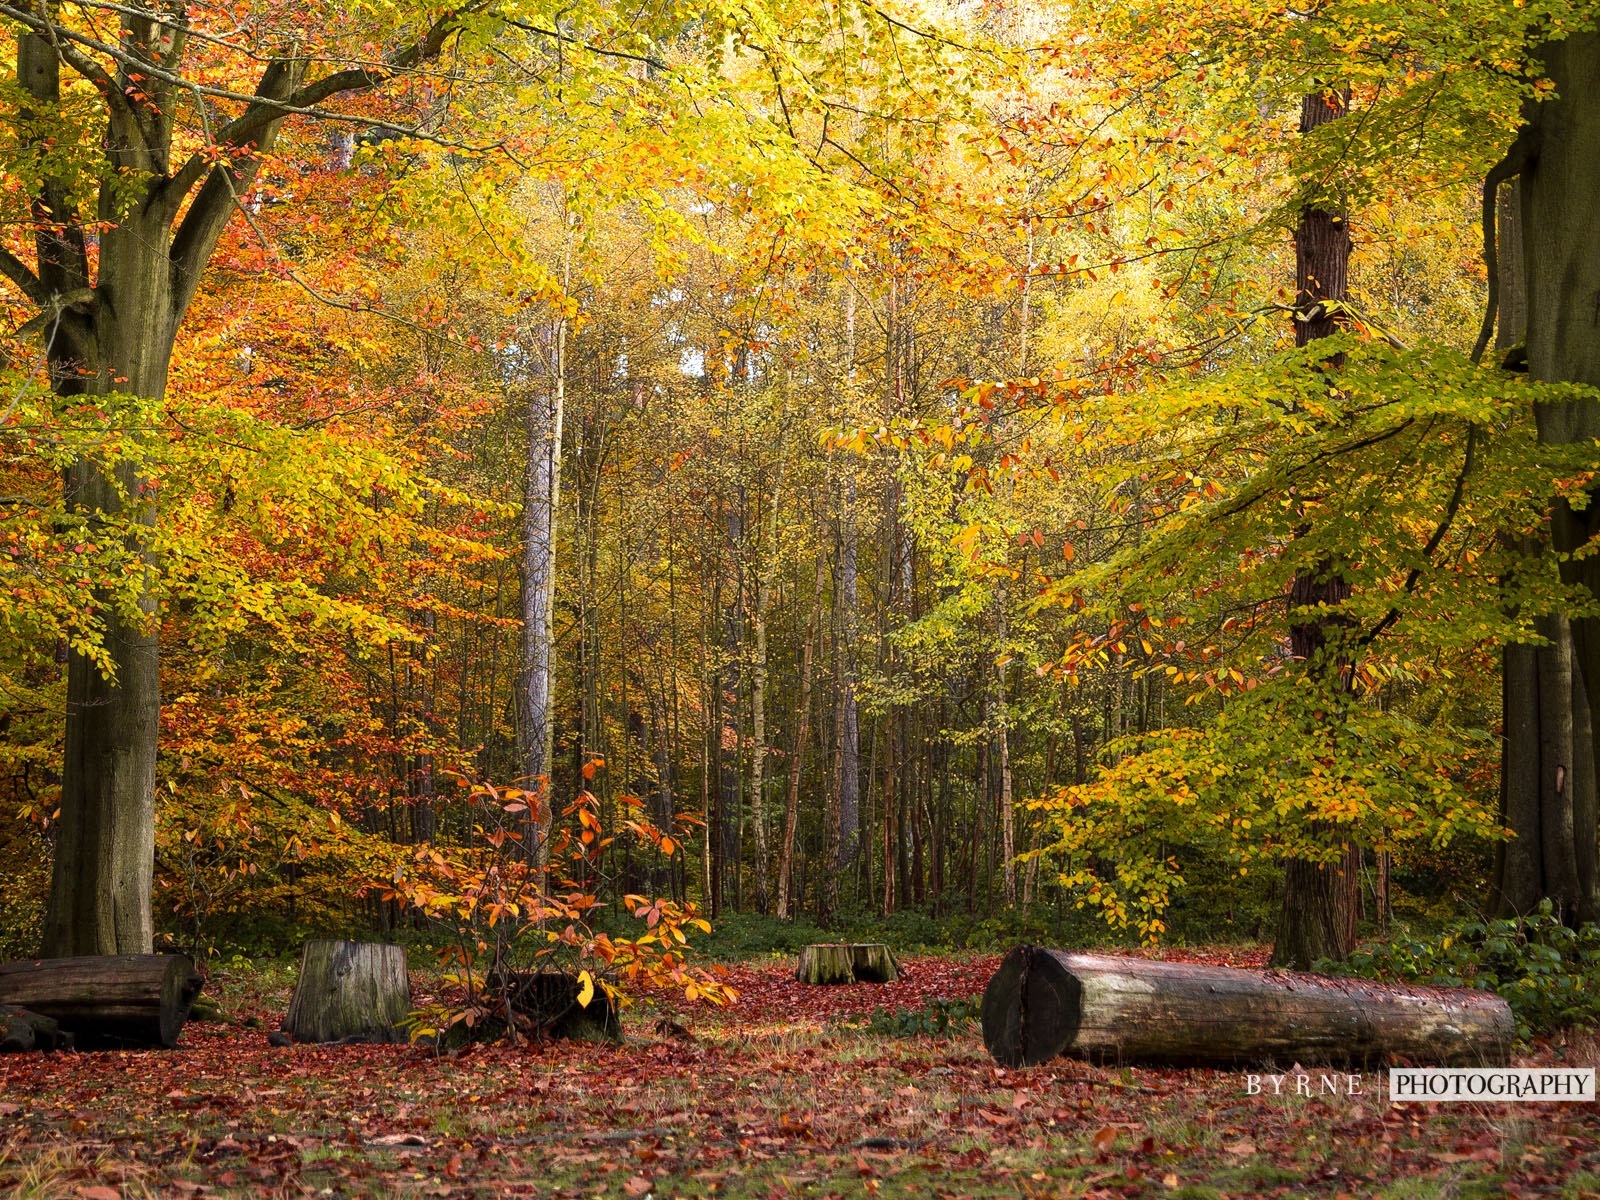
[
  {"x1": 0, "y1": 954, "x2": 201, "y2": 1048},
  {"x1": 437, "y1": 970, "x2": 622, "y2": 1049},
  {"x1": 1, "y1": 1005, "x2": 72, "y2": 1052},
  {"x1": 981, "y1": 946, "x2": 1515, "y2": 1069},
  {"x1": 796, "y1": 943, "x2": 899, "y2": 985},
  {"x1": 281, "y1": 941, "x2": 411, "y2": 1044}
]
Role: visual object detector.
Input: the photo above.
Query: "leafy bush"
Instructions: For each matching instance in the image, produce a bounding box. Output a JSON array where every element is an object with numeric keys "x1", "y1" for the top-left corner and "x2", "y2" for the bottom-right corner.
[
  {"x1": 0, "y1": 822, "x2": 48, "y2": 960},
  {"x1": 1319, "y1": 901, "x2": 1600, "y2": 1040},
  {"x1": 381, "y1": 775, "x2": 734, "y2": 1045},
  {"x1": 856, "y1": 996, "x2": 981, "y2": 1038}
]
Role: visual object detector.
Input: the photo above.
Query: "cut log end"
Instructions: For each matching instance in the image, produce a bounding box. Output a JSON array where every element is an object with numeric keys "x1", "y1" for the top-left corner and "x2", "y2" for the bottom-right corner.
[
  {"x1": 796, "y1": 943, "x2": 899, "y2": 985},
  {"x1": 982, "y1": 945, "x2": 1081, "y2": 1068}
]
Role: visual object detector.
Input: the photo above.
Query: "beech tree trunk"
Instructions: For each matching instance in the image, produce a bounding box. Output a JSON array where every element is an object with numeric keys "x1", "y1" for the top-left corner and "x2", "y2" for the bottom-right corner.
[
  {"x1": 281, "y1": 941, "x2": 411, "y2": 1044},
  {"x1": 7, "y1": 9, "x2": 462, "y2": 958},
  {"x1": 1520, "y1": 32, "x2": 1600, "y2": 924},
  {"x1": 1273, "y1": 87, "x2": 1361, "y2": 969},
  {"x1": 981, "y1": 947, "x2": 1514, "y2": 1069},
  {"x1": 0, "y1": 954, "x2": 202, "y2": 1048},
  {"x1": 17, "y1": 28, "x2": 305, "y2": 957}
]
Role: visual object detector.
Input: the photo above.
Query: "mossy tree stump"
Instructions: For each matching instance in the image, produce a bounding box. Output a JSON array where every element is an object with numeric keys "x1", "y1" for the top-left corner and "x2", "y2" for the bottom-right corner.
[
  {"x1": 796, "y1": 943, "x2": 899, "y2": 985},
  {"x1": 281, "y1": 940, "x2": 411, "y2": 1044}
]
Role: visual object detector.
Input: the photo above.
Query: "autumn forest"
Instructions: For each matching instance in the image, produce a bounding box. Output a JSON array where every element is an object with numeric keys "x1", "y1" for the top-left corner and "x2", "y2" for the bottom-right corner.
[{"x1": 0, "y1": 0, "x2": 1598, "y2": 1196}]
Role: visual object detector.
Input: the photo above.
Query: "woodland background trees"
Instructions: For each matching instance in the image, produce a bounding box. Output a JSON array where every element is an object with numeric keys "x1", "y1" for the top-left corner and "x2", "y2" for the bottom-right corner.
[{"x1": 0, "y1": 0, "x2": 1596, "y2": 970}]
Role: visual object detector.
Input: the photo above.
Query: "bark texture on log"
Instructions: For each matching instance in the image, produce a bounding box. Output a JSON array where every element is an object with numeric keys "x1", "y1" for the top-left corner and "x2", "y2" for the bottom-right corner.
[
  {"x1": 0, "y1": 954, "x2": 200, "y2": 1048},
  {"x1": 281, "y1": 941, "x2": 410, "y2": 1044},
  {"x1": 981, "y1": 947, "x2": 1513, "y2": 1069},
  {"x1": 796, "y1": 943, "x2": 899, "y2": 985}
]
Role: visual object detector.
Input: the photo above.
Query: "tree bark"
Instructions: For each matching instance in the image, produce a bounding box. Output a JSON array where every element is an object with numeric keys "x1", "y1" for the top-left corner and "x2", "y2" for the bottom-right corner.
[
  {"x1": 1520, "y1": 32, "x2": 1600, "y2": 923},
  {"x1": 0, "y1": 954, "x2": 202, "y2": 1048},
  {"x1": 1272, "y1": 87, "x2": 1360, "y2": 968},
  {"x1": 281, "y1": 941, "x2": 410, "y2": 1044},
  {"x1": 518, "y1": 213, "x2": 572, "y2": 868},
  {"x1": 777, "y1": 556, "x2": 824, "y2": 920},
  {"x1": 981, "y1": 947, "x2": 1513, "y2": 1069}
]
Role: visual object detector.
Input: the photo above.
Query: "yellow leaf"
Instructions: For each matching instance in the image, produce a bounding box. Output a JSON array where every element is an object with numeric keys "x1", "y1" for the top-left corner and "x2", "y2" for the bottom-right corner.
[{"x1": 576, "y1": 970, "x2": 595, "y2": 1008}]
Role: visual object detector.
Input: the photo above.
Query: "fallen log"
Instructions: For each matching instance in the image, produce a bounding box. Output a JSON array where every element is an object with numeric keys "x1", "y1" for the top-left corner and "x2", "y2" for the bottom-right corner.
[
  {"x1": 1, "y1": 1005, "x2": 72, "y2": 1052},
  {"x1": 796, "y1": 943, "x2": 899, "y2": 985},
  {"x1": 281, "y1": 940, "x2": 411, "y2": 1044},
  {"x1": 0, "y1": 954, "x2": 201, "y2": 1048},
  {"x1": 981, "y1": 946, "x2": 1514, "y2": 1069}
]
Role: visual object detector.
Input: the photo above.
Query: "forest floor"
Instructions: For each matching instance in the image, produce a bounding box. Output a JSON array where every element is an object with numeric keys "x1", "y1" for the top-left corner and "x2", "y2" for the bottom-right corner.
[{"x1": 1, "y1": 948, "x2": 1597, "y2": 1200}]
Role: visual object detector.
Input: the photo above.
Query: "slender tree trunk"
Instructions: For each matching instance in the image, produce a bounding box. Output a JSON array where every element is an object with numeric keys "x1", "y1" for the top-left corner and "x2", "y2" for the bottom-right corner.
[
  {"x1": 518, "y1": 213, "x2": 572, "y2": 869},
  {"x1": 748, "y1": 459, "x2": 786, "y2": 913},
  {"x1": 777, "y1": 558, "x2": 823, "y2": 920},
  {"x1": 1271, "y1": 87, "x2": 1360, "y2": 969},
  {"x1": 836, "y1": 480, "x2": 861, "y2": 886}
]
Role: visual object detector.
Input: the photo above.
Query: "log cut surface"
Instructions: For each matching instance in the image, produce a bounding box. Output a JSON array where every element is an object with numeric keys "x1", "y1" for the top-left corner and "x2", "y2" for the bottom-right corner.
[
  {"x1": 982, "y1": 946, "x2": 1514, "y2": 1069},
  {"x1": 0, "y1": 955, "x2": 201, "y2": 1048},
  {"x1": 282, "y1": 941, "x2": 411, "y2": 1044},
  {"x1": 796, "y1": 943, "x2": 899, "y2": 985}
]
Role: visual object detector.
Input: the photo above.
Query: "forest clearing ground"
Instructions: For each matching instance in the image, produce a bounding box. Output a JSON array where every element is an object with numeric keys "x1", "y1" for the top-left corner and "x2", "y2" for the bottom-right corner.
[{"x1": 0, "y1": 951, "x2": 1596, "y2": 1200}]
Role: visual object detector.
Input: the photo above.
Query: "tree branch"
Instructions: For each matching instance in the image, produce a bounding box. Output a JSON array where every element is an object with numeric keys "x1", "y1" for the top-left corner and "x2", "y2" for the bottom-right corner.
[
  {"x1": 0, "y1": 247, "x2": 47, "y2": 306},
  {"x1": 1471, "y1": 134, "x2": 1534, "y2": 367},
  {"x1": 1359, "y1": 423, "x2": 1478, "y2": 648},
  {"x1": 0, "y1": 0, "x2": 145, "y2": 143}
]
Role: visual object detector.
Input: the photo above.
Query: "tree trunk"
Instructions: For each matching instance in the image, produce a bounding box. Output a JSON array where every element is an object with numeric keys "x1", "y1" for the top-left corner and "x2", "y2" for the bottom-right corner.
[
  {"x1": 0, "y1": 954, "x2": 202, "y2": 1048},
  {"x1": 836, "y1": 478, "x2": 862, "y2": 881},
  {"x1": 981, "y1": 947, "x2": 1513, "y2": 1069},
  {"x1": 1272, "y1": 87, "x2": 1360, "y2": 968},
  {"x1": 518, "y1": 219, "x2": 572, "y2": 868},
  {"x1": 995, "y1": 584, "x2": 1017, "y2": 908},
  {"x1": 777, "y1": 557, "x2": 823, "y2": 920},
  {"x1": 1519, "y1": 33, "x2": 1600, "y2": 923},
  {"x1": 748, "y1": 458, "x2": 786, "y2": 913},
  {"x1": 281, "y1": 941, "x2": 411, "y2": 1044}
]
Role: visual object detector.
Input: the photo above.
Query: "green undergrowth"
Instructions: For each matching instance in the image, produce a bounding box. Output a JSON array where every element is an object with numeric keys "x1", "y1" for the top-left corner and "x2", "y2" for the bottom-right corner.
[
  {"x1": 838, "y1": 995, "x2": 983, "y2": 1038},
  {"x1": 1318, "y1": 900, "x2": 1600, "y2": 1040}
]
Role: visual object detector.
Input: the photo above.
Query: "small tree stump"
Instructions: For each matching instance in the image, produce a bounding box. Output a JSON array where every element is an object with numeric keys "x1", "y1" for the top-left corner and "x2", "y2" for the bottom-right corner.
[
  {"x1": 981, "y1": 946, "x2": 1515, "y2": 1069},
  {"x1": 437, "y1": 970, "x2": 622, "y2": 1049},
  {"x1": 0, "y1": 954, "x2": 201, "y2": 1048},
  {"x1": 796, "y1": 943, "x2": 899, "y2": 985},
  {"x1": 281, "y1": 941, "x2": 410, "y2": 1044}
]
